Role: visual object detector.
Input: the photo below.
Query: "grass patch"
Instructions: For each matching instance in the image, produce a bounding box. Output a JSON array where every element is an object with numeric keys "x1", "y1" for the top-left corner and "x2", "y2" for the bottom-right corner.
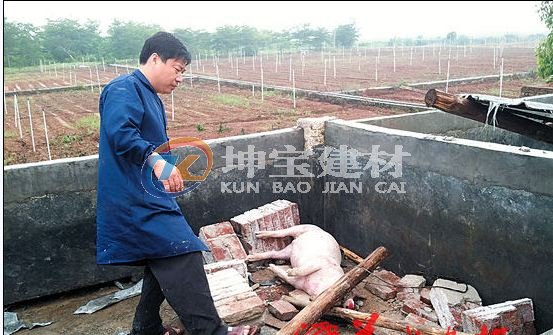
[
  {"x1": 210, "y1": 94, "x2": 250, "y2": 108},
  {"x1": 275, "y1": 108, "x2": 297, "y2": 118},
  {"x1": 62, "y1": 134, "x2": 83, "y2": 144},
  {"x1": 262, "y1": 90, "x2": 280, "y2": 98},
  {"x1": 217, "y1": 123, "x2": 231, "y2": 133},
  {"x1": 4, "y1": 153, "x2": 18, "y2": 165},
  {"x1": 4, "y1": 131, "x2": 17, "y2": 139},
  {"x1": 76, "y1": 114, "x2": 100, "y2": 131},
  {"x1": 195, "y1": 124, "x2": 205, "y2": 132}
]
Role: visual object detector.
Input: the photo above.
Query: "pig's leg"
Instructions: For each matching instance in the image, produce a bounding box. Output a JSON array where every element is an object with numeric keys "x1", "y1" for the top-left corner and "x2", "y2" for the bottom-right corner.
[
  {"x1": 246, "y1": 243, "x2": 293, "y2": 262},
  {"x1": 287, "y1": 264, "x2": 321, "y2": 277},
  {"x1": 268, "y1": 264, "x2": 304, "y2": 287},
  {"x1": 256, "y1": 225, "x2": 315, "y2": 239}
]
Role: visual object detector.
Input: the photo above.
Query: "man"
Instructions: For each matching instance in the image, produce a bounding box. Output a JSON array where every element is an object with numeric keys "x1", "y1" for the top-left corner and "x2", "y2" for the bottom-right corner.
[{"x1": 96, "y1": 32, "x2": 257, "y2": 335}]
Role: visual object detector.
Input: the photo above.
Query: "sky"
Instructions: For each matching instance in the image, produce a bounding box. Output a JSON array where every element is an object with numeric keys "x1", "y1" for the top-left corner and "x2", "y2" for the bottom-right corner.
[{"x1": 4, "y1": 1, "x2": 549, "y2": 40}]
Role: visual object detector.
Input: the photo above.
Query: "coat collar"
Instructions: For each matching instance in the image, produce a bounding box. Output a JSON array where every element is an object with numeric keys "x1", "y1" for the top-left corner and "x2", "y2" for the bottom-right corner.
[{"x1": 132, "y1": 69, "x2": 157, "y2": 95}]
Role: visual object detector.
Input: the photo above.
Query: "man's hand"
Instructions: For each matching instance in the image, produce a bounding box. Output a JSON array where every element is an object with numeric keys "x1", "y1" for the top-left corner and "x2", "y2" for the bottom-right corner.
[{"x1": 152, "y1": 159, "x2": 185, "y2": 193}]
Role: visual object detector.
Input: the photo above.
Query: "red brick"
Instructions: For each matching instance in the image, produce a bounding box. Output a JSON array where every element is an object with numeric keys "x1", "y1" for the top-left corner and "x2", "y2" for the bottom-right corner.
[
  {"x1": 199, "y1": 221, "x2": 235, "y2": 240},
  {"x1": 216, "y1": 295, "x2": 265, "y2": 325},
  {"x1": 420, "y1": 287, "x2": 431, "y2": 305},
  {"x1": 268, "y1": 300, "x2": 299, "y2": 321},
  {"x1": 462, "y1": 299, "x2": 535, "y2": 335},
  {"x1": 289, "y1": 289, "x2": 312, "y2": 304},
  {"x1": 231, "y1": 200, "x2": 299, "y2": 254},
  {"x1": 402, "y1": 298, "x2": 438, "y2": 323},
  {"x1": 404, "y1": 313, "x2": 439, "y2": 327},
  {"x1": 365, "y1": 269, "x2": 400, "y2": 301},
  {"x1": 206, "y1": 268, "x2": 265, "y2": 325},
  {"x1": 200, "y1": 222, "x2": 247, "y2": 263},
  {"x1": 204, "y1": 259, "x2": 248, "y2": 278}
]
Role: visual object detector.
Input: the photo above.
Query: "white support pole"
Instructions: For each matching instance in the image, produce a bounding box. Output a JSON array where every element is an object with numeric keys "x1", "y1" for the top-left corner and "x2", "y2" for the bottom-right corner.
[
  {"x1": 375, "y1": 56, "x2": 378, "y2": 82},
  {"x1": 102, "y1": 57, "x2": 106, "y2": 72},
  {"x1": 289, "y1": 55, "x2": 292, "y2": 82},
  {"x1": 27, "y1": 99, "x2": 36, "y2": 152},
  {"x1": 189, "y1": 66, "x2": 194, "y2": 88},
  {"x1": 393, "y1": 46, "x2": 396, "y2": 73},
  {"x1": 438, "y1": 51, "x2": 442, "y2": 75},
  {"x1": 42, "y1": 108, "x2": 52, "y2": 160},
  {"x1": 324, "y1": 58, "x2": 327, "y2": 86},
  {"x1": 216, "y1": 64, "x2": 221, "y2": 93},
  {"x1": 96, "y1": 65, "x2": 102, "y2": 92},
  {"x1": 89, "y1": 68, "x2": 94, "y2": 92},
  {"x1": 292, "y1": 69, "x2": 296, "y2": 109},
  {"x1": 333, "y1": 56, "x2": 336, "y2": 79},
  {"x1": 301, "y1": 54, "x2": 305, "y2": 76},
  {"x1": 4, "y1": 92, "x2": 7, "y2": 114},
  {"x1": 445, "y1": 59, "x2": 450, "y2": 93},
  {"x1": 260, "y1": 57, "x2": 264, "y2": 102},
  {"x1": 14, "y1": 95, "x2": 22, "y2": 137},
  {"x1": 275, "y1": 53, "x2": 278, "y2": 73},
  {"x1": 499, "y1": 58, "x2": 504, "y2": 98},
  {"x1": 13, "y1": 94, "x2": 18, "y2": 129},
  {"x1": 236, "y1": 57, "x2": 239, "y2": 77}
]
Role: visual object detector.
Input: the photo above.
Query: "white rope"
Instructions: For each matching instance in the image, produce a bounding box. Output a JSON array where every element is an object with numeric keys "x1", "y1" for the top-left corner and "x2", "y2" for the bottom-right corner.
[{"x1": 485, "y1": 101, "x2": 501, "y2": 129}]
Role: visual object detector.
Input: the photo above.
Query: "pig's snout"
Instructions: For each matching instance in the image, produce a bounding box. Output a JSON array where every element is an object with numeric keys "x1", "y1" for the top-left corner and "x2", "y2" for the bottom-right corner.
[{"x1": 344, "y1": 298, "x2": 355, "y2": 309}]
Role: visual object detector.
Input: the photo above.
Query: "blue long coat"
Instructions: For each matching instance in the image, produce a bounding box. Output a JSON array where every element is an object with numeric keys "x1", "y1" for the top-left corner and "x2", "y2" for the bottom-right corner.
[{"x1": 96, "y1": 70, "x2": 208, "y2": 265}]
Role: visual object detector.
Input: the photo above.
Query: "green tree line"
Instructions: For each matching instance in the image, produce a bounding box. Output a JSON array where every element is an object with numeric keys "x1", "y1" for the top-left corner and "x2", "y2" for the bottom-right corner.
[
  {"x1": 4, "y1": 17, "x2": 545, "y2": 69},
  {"x1": 3, "y1": 18, "x2": 362, "y2": 67}
]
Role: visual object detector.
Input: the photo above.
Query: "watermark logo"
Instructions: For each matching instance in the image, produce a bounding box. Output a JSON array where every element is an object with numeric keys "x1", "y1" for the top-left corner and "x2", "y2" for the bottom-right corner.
[
  {"x1": 221, "y1": 144, "x2": 410, "y2": 195},
  {"x1": 141, "y1": 137, "x2": 213, "y2": 197}
]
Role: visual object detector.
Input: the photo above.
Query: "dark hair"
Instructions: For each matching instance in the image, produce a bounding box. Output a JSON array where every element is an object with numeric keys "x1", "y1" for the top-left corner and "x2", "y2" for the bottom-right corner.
[{"x1": 139, "y1": 31, "x2": 191, "y2": 65}]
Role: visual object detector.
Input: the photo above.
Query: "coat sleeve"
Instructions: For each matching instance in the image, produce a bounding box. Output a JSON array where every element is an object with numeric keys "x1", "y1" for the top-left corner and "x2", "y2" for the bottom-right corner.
[{"x1": 100, "y1": 82, "x2": 155, "y2": 165}]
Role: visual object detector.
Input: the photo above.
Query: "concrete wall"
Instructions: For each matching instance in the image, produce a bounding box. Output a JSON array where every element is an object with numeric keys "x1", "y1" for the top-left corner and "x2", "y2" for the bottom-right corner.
[
  {"x1": 359, "y1": 110, "x2": 553, "y2": 151},
  {"x1": 3, "y1": 127, "x2": 321, "y2": 304},
  {"x1": 323, "y1": 118, "x2": 553, "y2": 331}
]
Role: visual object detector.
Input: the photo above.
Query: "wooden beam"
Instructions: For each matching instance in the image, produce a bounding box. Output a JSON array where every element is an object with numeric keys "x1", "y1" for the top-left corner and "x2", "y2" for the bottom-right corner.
[
  {"x1": 277, "y1": 246, "x2": 389, "y2": 335},
  {"x1": 340, "y1": 245, "x2": 364, "y2": 264},
  {"x1": 282, "y1": 296, "x2": 475, "y2": 335},
  {"x1": 425, "y1": 89, "x2": 553, "y2": 144}
]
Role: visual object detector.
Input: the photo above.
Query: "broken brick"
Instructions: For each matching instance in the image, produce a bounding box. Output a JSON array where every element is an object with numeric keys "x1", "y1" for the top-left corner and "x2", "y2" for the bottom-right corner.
[
  {"x1": 199, "y1": 222, "x2": 247, "y2": 263},
  {"x1": 365, "y1": 269, "x2": 401, "y2": 300},
  {"x1": 206, "y1": 268, "x2": 265, "y2": 325},
  {"x1": 462, "y1": 298, "x2": 535, "y2": 335},
  {"x1": 230, "y1": 200, "x2": 299, "y2": 254},
  {"x1": 268, "y1": 300, "x2": 299, "y2": 321}
]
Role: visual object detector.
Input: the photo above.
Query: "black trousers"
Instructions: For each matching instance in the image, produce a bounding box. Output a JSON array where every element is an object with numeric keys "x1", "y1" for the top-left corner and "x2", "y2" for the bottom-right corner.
[{"x1": 130, "y1": 252, "x2": 228, "y2": 335}]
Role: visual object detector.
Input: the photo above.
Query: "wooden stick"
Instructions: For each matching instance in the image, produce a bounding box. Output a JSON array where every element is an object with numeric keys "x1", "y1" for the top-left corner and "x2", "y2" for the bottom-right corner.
[
  {"x1": 340, "y1": 245, "x2": 363, "y2": 264},
  {"x1": 282, "y1": 296, "x2": 475, "y2": 335},
  {"x1": 277, "y1": 246, "x2": 388, "y2": 335}
]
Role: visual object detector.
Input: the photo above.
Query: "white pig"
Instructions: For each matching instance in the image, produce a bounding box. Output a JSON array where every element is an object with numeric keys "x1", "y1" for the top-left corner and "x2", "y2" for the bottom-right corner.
[{"x1": 246, "y1": 224, "x2": 355, "y2": 309}]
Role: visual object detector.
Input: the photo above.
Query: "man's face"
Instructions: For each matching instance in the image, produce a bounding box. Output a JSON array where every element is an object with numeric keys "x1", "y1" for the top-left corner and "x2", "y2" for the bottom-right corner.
[{"x1": 151, "y1": 56, "x2": 186, "y2": 94}]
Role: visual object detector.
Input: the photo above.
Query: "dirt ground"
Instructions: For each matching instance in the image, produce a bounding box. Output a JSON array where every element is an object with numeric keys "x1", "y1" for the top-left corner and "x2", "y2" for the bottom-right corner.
[
  {"x1": 7, "y1": 262, "x2": 405, "y2": 335},
  {"x1": 4, "y1": 75, "x2": 550, "y2": 166},
  {"x1": 2, "y1": 81, "x2": 409, "y2": 165}
]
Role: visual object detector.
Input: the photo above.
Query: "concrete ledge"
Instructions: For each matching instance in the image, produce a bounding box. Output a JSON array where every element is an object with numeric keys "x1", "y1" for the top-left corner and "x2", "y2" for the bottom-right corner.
[{"x1": 326, "y1": 119, "x2": 553, "y2": 196}]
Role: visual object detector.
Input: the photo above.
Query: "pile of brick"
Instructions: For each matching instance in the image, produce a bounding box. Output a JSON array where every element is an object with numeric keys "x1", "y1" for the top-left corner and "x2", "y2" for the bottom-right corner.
[
  {"x1": 198, "y1": 199, "x2": 300, "y2": 325},
  {"x1": 361, "y1": 268, "x2": 536, "y2": 334},
  {"x1": 198, "y1": 200, "x2": 537, "y2": 334},
  {"x1": 206, "y1": 268, "x2": 265, "y2": 325}
]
